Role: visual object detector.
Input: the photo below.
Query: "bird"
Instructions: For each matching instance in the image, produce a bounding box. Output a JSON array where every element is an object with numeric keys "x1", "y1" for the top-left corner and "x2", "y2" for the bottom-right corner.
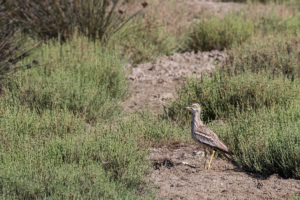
[{"x1": 185, "y1": 103, "x2": 232, "y2": 170}]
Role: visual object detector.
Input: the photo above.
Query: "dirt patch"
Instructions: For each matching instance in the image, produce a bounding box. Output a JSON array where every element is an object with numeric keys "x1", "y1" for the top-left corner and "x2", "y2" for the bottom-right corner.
[
  {"x1": 150, "y1": 144, "x2": 300, "y2": 200},
  {"x1": 122, "y1": 51, "x2": 226, "y2": 113}
]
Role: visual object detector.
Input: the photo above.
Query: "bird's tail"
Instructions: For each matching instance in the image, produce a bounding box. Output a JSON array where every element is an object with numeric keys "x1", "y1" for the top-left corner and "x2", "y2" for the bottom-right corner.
[
  {"x1": 215, "y1": 145, "x2": 237, "y2": 166},
  {"x1": 222, "y1": 151, "x2": 238, "y2": 166},
  {"x1": 223, "y1": 151, "x2": 233, "y2": 160}
]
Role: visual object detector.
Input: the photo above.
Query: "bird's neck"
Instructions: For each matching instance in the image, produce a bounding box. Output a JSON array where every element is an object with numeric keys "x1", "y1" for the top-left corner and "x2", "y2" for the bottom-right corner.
[{"x1": 192, "y1": 112, "x2": 204, "y2": 126}]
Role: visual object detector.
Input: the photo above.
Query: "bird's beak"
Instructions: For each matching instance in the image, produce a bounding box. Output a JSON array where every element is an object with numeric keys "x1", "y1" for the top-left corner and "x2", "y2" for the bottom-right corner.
[{"x1": 184, "y1": 106, "x2": 191, "y2": 110}]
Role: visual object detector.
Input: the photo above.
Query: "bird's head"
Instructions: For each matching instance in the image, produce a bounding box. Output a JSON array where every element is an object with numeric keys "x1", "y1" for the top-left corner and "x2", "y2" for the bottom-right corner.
[{"x1": 185, "y1": 103, "x2": 201, "y2": 114}]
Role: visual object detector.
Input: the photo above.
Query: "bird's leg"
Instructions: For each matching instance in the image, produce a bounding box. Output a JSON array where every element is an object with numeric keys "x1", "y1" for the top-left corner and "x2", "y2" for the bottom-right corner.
[
  {"x1": 203, "y1": 149, "x2": 207, "y2": 169},
  {"x1": 207, "y1": 150, "x2": 215, "y2": 170}
]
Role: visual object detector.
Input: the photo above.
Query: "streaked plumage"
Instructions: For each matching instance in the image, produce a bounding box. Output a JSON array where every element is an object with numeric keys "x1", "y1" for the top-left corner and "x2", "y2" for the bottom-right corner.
[{"x1": 186, "y1": 103, "x2": 232, "y2": 169}]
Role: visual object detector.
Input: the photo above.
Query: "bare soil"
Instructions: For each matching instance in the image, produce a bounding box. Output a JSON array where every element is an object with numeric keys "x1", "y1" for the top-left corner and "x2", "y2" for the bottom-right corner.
[
  {"x1": 123, "y1": 51, "x2": 226, "y2": 113},
  {"x1": 150, "y1": 144, "x2": 300, "y2": 200},
  {"x1": 122, "y1": 0, "x2": 300, "y2": 199}
]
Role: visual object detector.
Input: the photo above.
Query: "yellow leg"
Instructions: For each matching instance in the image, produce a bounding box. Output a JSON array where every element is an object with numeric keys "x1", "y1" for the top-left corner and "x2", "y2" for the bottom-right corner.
[
  {"x1": 207, "y1": 150, "x2": 215, "y2": 170},
  {"x1": 203, "y1": 150, "x2": 207, "y2": 169}
]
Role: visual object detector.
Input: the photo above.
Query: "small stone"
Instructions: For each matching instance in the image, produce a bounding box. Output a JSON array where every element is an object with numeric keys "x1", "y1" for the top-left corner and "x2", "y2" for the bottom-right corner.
[
  {"x1": 157, "y1": 79, "x2": 164, "y2": 84},
  {"x1": 148, "y1": 65, "x2": 155, "y2": 71},
  {"x1": 161, "y1": 93, "x2": 173, "y2": 101}
]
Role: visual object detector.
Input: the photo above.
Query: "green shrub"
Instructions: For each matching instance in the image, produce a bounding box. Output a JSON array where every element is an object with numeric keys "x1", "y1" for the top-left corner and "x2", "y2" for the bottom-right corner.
[
  {"x1": 225, "y1": 35, "x2": 300, "y2": 80},
  {"x1": 186, "y1": 13, "x2": 254, "y2": 51},
  {"x1": 0, "y1": 106, "x2": 151, "y2": 199},
  {"x1": 254, "y1": 12, "x2": 300, "y2": 35},
  {"x1": 123, "y1": 112, "x2": 189, "y2": 144},
  {"x1": 4, "y1": 36, "x2": 127, "y2": 123},
  {"x1": 165, "y1": 72, "x2": 298, "y2": 124},
  {"x1": 0, "y1": 98, "x2": 189, "y2": 198},
  {"x1": 211, "y1": 103, "x2": 300, "y2": 178}
]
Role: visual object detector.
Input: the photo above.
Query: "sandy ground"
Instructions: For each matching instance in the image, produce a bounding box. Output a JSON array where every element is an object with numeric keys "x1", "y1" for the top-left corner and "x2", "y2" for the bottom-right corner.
[{"x1": 122, "y1": 0, "x2": 300, "y2": 199}]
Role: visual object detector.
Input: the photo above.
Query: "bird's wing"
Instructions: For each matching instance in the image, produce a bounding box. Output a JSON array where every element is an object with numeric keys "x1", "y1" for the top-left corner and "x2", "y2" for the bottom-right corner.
[{"x1": 194, "y1": 125, "x2": 231, "y2": 155}]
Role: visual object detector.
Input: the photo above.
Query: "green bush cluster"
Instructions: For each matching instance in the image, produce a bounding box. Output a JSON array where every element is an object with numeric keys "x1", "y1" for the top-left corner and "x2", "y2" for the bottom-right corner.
[
  {"x1": 166, "y1": 72, "x2": 298, "y2": 124},
  {"x1": 255, "y1": 13, "x2": 300, "y2": 35},
  {"x1": 186, "y1": 13, "x2": 254, "y2": 51},
  {"x1": 225, "y1": 35, "x2": 300, "y2": 79},
  {"x1": 213, "y1": 104, "x2": 300, "y2": 178},
  {"x1": 0, "y1": 94, "x2": 187, "y2": 199},
  {"x1": 0, "y1": 33, "x2": 188, "y2": 198},
  {"x1": 187, "y1": 8, "x2": 300, "y2": 52},
  {"x1": 4, "y1": 37, "x2": 128, "y2": 123},
  {"x1": 0, "y1": 104, "x2": 149, "y2": 199}
]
